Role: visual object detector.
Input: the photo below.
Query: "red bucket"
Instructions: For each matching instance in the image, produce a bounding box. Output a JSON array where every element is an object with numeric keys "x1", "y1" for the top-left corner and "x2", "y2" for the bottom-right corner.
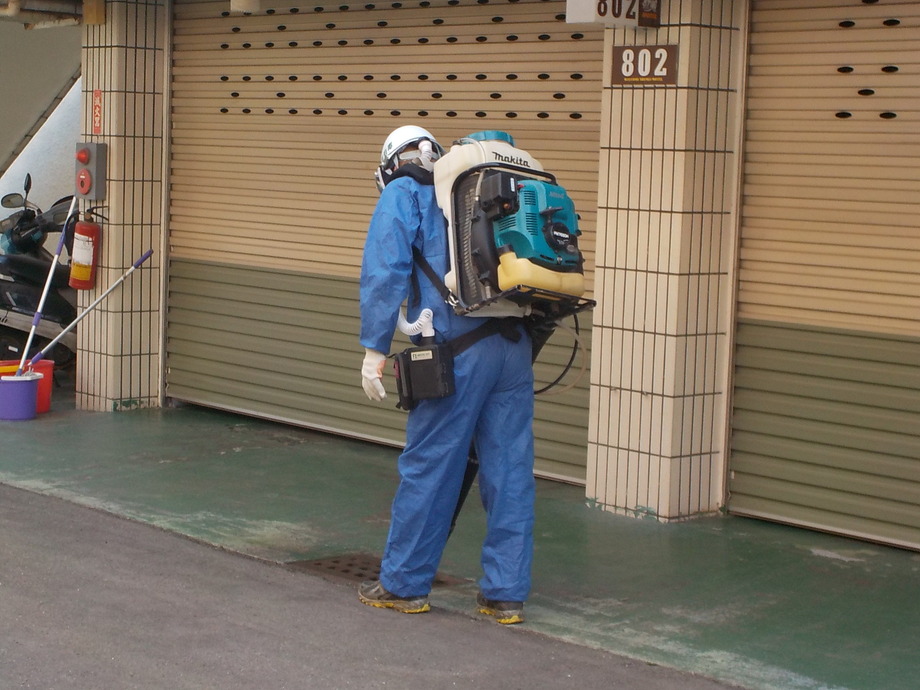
[{"x1": 0, "y1": 360, "x2": 54, "y2": 413}]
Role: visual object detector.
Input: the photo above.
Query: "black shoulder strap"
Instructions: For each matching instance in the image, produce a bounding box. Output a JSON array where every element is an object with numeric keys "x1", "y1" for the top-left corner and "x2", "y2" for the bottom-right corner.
[
  {"x1": 410, "y1": 247, "x2": 520, "y2": 355},
  {"x1": 412, "y1": 245, "x2": 457, "y2": 306}
]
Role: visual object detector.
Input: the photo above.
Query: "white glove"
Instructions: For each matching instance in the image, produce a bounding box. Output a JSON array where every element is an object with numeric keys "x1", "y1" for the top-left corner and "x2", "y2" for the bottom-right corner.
[{"x1": 361, "y1": 348, "x2": 388, "y2": 401}]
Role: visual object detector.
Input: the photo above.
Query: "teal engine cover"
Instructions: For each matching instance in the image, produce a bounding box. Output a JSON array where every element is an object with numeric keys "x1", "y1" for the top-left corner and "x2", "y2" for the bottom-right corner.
[{"x1": 492, "y1": 178, "x2": 581, "y2": 272}]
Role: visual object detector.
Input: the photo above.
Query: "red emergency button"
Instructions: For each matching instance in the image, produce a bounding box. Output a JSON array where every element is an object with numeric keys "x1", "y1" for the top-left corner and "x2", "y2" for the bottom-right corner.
[
  {"x1": 76, "y1": 147, "x2": 91, "y2": 164},
  {"x1": 77, "y1": 168, "x2": 93, "y2": 195}
]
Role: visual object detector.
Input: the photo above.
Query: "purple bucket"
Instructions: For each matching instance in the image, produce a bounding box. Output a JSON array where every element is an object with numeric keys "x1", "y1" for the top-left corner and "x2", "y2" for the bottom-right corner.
[{"x1": 0, "y1": 372, "x2": 43, "y2": 421}]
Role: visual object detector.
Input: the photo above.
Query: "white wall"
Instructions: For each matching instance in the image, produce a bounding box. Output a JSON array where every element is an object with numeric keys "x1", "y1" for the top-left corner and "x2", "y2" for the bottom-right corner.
[
  {"x1": 0, "y1": 79, "x2": 81, "y2": 211},
  {"x1": 0, "y1": 21, "x2": 80, "y2": 180}
]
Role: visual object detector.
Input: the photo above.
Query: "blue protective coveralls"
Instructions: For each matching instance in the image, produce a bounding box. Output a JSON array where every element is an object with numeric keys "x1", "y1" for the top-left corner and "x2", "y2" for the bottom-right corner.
[{"x1": 359, "y1": 170, "x2": 536, "y2": 603}]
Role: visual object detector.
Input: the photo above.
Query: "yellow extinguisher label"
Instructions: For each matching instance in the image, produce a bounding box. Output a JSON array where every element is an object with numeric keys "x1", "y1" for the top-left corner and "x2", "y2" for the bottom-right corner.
[
  {"x1": 71, "y1": 263, "x2": 92, "y2": 281},
  {"x1": 71, "y1": 233, "x2": 94, "y2": 280}
]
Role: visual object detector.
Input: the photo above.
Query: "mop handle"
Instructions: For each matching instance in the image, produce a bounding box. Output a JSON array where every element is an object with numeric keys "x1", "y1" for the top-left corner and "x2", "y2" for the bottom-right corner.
[
  {"x1": 16, "y1": 197, "x2": 79, "y2": 375},
  {"x1": 29, "y1": 249, "x2": 154, "y2": 366}
]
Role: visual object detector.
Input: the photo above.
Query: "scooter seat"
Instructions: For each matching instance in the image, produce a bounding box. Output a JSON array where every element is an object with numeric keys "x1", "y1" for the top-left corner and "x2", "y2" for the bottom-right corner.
[{"x1": 0, "y1": 254, "x2": 71, "y2": 289}]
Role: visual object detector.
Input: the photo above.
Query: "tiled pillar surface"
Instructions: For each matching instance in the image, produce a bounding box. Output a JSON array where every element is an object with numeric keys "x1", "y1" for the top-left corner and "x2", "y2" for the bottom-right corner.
[
  {"x1": 587, "y1": 1, "x2": 747, "y2": 519},
  {"x1": 78, "y1": 0, "x2": 165, "y2": 411}
]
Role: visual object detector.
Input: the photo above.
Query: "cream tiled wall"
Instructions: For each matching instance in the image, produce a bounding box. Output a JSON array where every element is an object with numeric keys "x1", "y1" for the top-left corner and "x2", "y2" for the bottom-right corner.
[
  {"x1": 587, "y1": 0, "x2": 748, "y2": 519},
  {"x1": 78, "y1": 0, "x2": 165, "y2": 411}
]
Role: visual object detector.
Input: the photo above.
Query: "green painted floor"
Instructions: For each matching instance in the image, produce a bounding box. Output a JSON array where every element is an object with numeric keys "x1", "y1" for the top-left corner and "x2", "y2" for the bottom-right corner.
[{"x1": 1, "y1": 392, "x2": 918, "y2": 690}]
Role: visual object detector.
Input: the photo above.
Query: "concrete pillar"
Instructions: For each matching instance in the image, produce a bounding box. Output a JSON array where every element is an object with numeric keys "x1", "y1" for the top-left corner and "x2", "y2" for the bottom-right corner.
[
  {"x1": 587, "y1": 0, "x2": 748, "y2": 519},
  {"x1": 77, "y1": 0, "x2": 165, "y2": 411}
]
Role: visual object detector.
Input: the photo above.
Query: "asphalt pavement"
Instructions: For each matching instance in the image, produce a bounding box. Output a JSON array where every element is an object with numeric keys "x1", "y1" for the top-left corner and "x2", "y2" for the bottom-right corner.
[{"x1": 0, "y1": 483, "x2": 739, "y2": 690}]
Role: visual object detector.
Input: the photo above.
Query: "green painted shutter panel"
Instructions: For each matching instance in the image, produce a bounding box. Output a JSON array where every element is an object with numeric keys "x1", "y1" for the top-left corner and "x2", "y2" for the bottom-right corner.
[
  {"x1": 730, "y1": 320, "x2": 920, "y2": 551},
  {"x1": 166, "y1": 259, "x2": 592, "y2": 480}
]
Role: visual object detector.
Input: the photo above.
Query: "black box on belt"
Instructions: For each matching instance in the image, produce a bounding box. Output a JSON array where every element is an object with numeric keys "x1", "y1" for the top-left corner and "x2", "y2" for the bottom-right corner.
[{"x1": 392, "y1": 343, "x2": 455, "y2": 411}]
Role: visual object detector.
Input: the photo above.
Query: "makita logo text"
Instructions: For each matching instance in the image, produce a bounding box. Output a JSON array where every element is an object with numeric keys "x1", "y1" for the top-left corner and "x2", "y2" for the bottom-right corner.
[{"x1": 494, "y1": 152, "x2": 531, "y2": 167}]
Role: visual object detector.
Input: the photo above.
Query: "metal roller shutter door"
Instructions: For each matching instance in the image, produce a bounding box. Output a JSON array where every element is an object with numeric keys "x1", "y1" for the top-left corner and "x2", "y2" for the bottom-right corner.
[
  {"x1": 166, "y1": 0, "x2": 602, "y2": 482},
  {"x1": 729, "y1": 1, "x2": 920, "y2": 548}
]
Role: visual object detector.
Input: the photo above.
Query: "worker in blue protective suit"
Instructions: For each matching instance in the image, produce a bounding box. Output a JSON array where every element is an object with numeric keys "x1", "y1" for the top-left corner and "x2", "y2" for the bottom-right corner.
[{"x1": 358, "y1": 125, "x2": 536, "y2": 624}]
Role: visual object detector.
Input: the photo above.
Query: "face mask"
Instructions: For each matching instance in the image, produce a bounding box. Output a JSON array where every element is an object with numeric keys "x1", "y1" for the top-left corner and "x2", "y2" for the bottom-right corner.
[{"x1": 375, "y1": 138, "x2": 440, "y2": 192}]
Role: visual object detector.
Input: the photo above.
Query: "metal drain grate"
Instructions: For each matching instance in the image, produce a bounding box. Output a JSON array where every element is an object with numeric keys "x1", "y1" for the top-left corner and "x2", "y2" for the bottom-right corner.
[
  {"x1": 287, "y1": 552, "x2": 467, "y2": 587},
  {"x1": 288, "y1": 553, "x2": 380, "y2": 583}
]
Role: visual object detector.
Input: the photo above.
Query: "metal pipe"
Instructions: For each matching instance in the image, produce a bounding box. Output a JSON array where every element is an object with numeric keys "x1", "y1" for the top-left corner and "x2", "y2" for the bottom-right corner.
[
  {"x1": 0, "y1": 0, "x2": 81, "y2": 20},
  {"x1": 1, "y1": 0, "x2": 79, "y2": 13},
  {"x1": 29, "y1": 250, "x2": 156, "y2": 367},
  {"x1": 24, "y1": 0, "x2": 80, "y2": 12},
  {"x1": 15, "y1": 197, "x2": 78, "y2": 375},
  {"x1": 0, "y1": 0, "x2": 22, "y2": 16}
]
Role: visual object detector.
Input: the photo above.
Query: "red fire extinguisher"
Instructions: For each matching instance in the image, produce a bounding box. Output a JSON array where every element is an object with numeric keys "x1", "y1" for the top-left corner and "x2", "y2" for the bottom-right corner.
[{"x1": 69, "y1": 208, "x2": 103, "y2": 290}]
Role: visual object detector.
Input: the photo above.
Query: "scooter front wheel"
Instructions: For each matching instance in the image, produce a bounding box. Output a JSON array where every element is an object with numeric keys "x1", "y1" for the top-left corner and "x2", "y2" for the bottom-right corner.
[{"x1": 0, "y1": 325, "x2": 28, "y2": 361}]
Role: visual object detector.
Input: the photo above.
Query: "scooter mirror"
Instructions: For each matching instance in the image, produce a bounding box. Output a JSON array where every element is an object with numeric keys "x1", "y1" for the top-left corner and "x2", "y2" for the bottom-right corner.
[
  {"x1": 2, "y1": 193, "x2": 25, "y2": 208},
  {"x1": 23, "y1": 174, "x2": 32, "y2": 196}
]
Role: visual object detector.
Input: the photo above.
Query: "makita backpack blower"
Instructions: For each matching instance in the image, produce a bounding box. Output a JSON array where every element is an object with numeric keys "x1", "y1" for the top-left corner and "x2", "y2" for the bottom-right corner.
[
  {"x1": 435, "y1": 130, "x2": 591, "y2": 316},
  {"x1": 428, "y1": 131, "x2": 596, "y2": 533}
]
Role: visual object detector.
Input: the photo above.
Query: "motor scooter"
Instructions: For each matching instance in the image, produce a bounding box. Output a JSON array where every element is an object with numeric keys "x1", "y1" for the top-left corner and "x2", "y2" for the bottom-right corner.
[{"x1": 0, "y1": 174, "x2": 77, "y2": 367}]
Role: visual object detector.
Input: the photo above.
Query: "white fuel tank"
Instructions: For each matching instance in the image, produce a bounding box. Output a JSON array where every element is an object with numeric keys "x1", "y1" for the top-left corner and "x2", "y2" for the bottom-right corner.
[{"x1": 434, "y1": 131, "x2": 545, "y2": 317}]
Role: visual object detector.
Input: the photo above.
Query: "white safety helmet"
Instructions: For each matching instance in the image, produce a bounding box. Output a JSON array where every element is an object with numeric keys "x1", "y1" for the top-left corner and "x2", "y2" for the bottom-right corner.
[{"x1": 375, "y1": 125, "x2": 444, "y2": 192}]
